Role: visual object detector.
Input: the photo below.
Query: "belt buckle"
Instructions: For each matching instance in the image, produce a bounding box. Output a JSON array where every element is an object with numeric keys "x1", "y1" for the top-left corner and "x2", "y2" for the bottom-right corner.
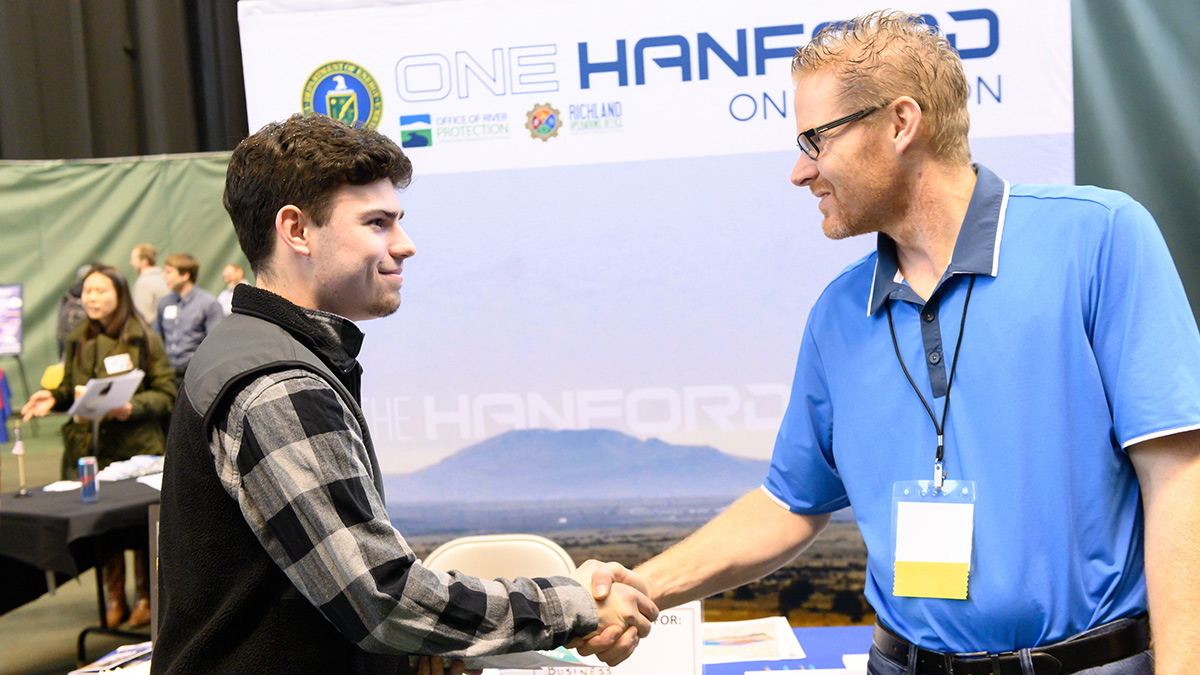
[
  {"x1": 954, "y1": 649, "x2": 1061, "y2": 675},
  {"x1": 953, "y1": 649, "x2": 1015, "y2": 675}
]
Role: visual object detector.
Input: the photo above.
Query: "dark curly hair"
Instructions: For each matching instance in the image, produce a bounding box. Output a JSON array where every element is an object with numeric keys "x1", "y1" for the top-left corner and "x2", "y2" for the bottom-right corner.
[{"x1": 223, "y1": 113, "x2": 413, "y2": 276}]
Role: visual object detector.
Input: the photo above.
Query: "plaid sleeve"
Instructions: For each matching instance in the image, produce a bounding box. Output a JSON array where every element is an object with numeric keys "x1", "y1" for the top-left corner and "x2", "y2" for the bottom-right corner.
[{"x1": 210, "y1": 369, "x2": 599, "y2": 656}]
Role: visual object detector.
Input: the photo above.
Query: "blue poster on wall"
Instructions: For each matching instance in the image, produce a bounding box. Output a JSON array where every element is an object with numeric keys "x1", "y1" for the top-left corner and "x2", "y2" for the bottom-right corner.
[{"x1": 0, "y1": 285, "x2": 22, "y2": 356}]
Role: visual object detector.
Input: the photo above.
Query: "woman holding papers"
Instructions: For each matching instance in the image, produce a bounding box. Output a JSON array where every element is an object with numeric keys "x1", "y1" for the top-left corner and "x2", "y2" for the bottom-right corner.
[{"x1": 22, "y1": 263, "x2": 176, "y2": 629}]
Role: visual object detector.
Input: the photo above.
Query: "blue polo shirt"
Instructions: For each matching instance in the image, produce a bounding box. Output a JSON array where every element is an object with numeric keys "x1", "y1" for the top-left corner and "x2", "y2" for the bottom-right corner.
[{"x1": 763, "y1": 165, "x2": 1200, "y2": 653}]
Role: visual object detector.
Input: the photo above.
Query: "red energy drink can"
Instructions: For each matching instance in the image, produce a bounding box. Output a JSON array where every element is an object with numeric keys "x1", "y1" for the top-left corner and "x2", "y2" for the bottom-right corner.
[{"x1": 79, "y1": 457, "x2": 99, "y2": 503}]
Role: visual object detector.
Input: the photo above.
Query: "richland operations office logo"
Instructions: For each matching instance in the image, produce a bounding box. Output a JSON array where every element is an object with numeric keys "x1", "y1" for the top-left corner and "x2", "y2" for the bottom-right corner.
[
  {"x1": 301, "y1": 61, "x2": 384, "y2": 129},
  {"x1": 525, "y1": 103, "x2": 562, "y2": 142}
]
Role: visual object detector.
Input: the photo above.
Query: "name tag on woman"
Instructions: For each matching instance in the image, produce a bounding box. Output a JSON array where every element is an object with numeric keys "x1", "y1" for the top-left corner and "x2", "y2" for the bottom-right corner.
[{"x1": 104, "y1": 353, "x2": 134, "y2": 374}]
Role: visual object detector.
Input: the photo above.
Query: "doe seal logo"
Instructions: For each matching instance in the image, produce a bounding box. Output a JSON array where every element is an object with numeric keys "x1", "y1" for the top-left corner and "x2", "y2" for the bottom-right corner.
[
  {"x1": 302, "y1": 61, "x2": 383, "y2": 129},
  {"x1": 525, "y1": 103, "x2": 562, "y2": 142}
]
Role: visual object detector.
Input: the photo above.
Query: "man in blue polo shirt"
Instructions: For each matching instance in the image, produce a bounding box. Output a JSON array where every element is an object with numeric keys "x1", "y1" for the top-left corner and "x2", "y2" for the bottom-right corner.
[{"x1": 579, "y1": 10, "x2": 1200, "y2": 675}]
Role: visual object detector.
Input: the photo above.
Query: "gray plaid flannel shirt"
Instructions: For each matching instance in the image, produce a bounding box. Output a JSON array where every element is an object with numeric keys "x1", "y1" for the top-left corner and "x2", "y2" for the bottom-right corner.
[{"x1": 208, "y1": 311, "x2": 597, "y2": 656}]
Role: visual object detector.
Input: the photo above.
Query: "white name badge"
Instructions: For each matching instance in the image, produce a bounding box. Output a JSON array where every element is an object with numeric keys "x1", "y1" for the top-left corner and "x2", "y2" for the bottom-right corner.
[
  {"x1": 104, "y1": 353, "x2": 134, "y2": 374},
  {"x1": 163, "y1": 304, "x2": 178, "y2": 320},
  {"x1": 891, "y1": 480, "x2": 976, "y2": 600}
]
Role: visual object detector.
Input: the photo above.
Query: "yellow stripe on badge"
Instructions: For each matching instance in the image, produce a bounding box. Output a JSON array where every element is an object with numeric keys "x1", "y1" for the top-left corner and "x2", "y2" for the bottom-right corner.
[
  {"x1": 894, "y1": 561, "x2": 969, "y2": 599},
  {"x1": 892, "y1": 499, "x2": 974, "y2": 600}
]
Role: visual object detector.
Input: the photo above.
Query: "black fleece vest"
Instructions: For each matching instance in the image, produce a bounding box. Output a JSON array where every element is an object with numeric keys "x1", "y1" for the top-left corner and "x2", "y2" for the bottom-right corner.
[{"x1": 151, "y1": 306, "x2": 409, "y2": 675}]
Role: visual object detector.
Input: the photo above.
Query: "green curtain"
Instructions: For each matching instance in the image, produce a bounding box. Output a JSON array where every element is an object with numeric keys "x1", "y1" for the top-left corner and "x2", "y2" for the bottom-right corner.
[
  {"x1": 0, "y1": 152, "x2": 239, "y2": 395},
  {"x1": 1073, "y1": 0, "x2": 1200, "y2": 322}
]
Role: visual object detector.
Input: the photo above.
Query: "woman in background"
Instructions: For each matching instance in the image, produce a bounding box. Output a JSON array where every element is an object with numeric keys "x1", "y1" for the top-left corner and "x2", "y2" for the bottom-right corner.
[{"x1": 22, "y1": 263, "x2": 176, "y2": 628}]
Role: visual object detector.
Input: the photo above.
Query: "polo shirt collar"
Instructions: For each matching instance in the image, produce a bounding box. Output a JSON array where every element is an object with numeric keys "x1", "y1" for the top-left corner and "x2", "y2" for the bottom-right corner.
[{"x1": 867, "y1": 164, "x2": 1010, "y2": 315}]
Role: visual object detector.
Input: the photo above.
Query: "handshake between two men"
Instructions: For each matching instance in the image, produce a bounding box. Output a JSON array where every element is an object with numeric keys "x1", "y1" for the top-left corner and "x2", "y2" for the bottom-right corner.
[
  {"x1": 568, "y1": 560, "x2": 662, "y2": 667},
  {"x1": 413, "y1": 560, "x2": 660, "y2": 675}
]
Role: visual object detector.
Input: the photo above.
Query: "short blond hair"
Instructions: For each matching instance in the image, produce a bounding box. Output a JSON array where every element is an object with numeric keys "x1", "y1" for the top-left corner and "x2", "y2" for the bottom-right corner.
[
  {"x1": 132, "y1": 243, "x2": 158, "y2": 266},
  {"x1": 792, "y1": 10, "x2": 971, "y2": 165}
]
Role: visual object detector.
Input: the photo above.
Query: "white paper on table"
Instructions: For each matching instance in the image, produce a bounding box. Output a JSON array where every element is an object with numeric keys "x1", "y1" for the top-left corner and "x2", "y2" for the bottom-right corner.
[
  {"x1": 464, "y1": 647, "x2": 605, "y2": 670},
  {"x1": 136, "y1": 473, "x2": 163, "y2": 491},
  {"x1": 69, "y1": 640, "x2": 153, "y2": 673},
  {"x1": 98, "y1": 455, "x2": 165, "y2": 481},
  {"x1": 474, "y1": 601, "x2": 703, "y2": 673},
  {"x1": 701, "y1": 616, "x2": 805, "y2": 663},
  {"x1": 43, "y1": 480, "x2": 82, "y2": 492},
  {"x1": 67, "y1": 369, "x2": 144, "y2": 419},
  {"x1": 843, "y1": 653, "x2": 870, "y2": 674}
]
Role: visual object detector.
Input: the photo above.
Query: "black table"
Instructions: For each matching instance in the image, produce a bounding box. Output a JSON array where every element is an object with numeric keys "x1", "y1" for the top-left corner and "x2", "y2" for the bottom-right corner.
[{"x1": 0, "y1": 478, "x2": 161, "y2": 661}]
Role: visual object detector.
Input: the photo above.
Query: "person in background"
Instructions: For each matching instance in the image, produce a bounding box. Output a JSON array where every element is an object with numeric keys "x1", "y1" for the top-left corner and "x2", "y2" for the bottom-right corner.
[
  {"x1": 215, "y1": 263, "x2": 248, "y2": 315},
  {"x1": 129, "y1": 244, "x2": 169, "y2": 323},
  {"x1": 55, "y1": 264, "x2": 93, "y2": 357},
  {"x1": 153, "y1": 253, "x2": 224, "y2": 378},
  {"x1": 22, "y1": 264, "x2": 176, "y2": 629}
]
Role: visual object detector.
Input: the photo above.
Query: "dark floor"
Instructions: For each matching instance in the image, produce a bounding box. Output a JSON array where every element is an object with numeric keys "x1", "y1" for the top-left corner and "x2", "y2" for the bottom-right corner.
[{"x1": 1, "y1": 416, "x2": 151, "y2": 674}]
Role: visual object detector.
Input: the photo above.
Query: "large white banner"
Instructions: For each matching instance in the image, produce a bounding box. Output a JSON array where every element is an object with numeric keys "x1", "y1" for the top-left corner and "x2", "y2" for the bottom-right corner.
[{"x1": 239, "y1": 0, "x2": 1073, "y2": 531}]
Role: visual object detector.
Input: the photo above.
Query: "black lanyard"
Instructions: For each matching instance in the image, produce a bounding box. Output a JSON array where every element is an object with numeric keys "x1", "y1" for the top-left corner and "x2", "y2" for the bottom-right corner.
[{"x1": 885, "y1": 275, "x2": 975, "y2": 488}]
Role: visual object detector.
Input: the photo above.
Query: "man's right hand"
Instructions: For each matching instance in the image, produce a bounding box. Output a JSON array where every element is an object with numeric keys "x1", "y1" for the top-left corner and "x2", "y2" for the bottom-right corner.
[
  {"x1": 21, "y1": 390, "x2": 55, "y2": 422},
  {"x1": 569, "y1": 560, "x2": 659, "y2": 666},
  {"x1": 569, "y1": 561, "x2": 655, "y2": 663}
]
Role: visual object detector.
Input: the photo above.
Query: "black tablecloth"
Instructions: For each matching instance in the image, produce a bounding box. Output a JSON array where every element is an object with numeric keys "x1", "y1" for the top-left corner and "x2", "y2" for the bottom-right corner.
[{"x1": 0, "y1": 479, "x2": 160, "y2": 615}]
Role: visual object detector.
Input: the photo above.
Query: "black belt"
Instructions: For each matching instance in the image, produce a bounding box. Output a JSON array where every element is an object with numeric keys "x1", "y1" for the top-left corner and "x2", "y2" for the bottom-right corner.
[{"x1": 872, "y1": 614, "x2": 1150, "y2": 675}]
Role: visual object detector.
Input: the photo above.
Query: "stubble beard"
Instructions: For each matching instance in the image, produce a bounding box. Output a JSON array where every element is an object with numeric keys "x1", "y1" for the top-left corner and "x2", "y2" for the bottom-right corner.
[
  {"x1": 320, "y1": 281, "x2": 401, "y2": 320},
  {"x1": 368, "y1": 291, "x2": 401, "y2": 319},
  {"x1": 820, "y1": 144, "x2": 913, "y2": 241},
  {"x1": 821, "y1": 212, "x2": 860, "y2": 241}
]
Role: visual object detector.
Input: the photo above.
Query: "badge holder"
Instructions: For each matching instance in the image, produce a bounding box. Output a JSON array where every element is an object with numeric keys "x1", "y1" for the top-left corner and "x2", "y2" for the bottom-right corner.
[{"x1": 891, "y1": 479, "x2": 976, "y2": 600}]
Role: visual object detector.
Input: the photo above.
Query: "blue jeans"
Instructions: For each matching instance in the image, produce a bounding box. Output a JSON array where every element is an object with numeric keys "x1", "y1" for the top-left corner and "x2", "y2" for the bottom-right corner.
[{"x1": 866, "y1": 618, "x2": 1154, "y2": 675}]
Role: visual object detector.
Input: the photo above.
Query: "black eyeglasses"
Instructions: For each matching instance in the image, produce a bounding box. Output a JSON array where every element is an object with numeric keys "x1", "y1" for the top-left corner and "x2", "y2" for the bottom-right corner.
[{"x1": 796, "y1": 105, "x2": 884, "y2": 160}]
